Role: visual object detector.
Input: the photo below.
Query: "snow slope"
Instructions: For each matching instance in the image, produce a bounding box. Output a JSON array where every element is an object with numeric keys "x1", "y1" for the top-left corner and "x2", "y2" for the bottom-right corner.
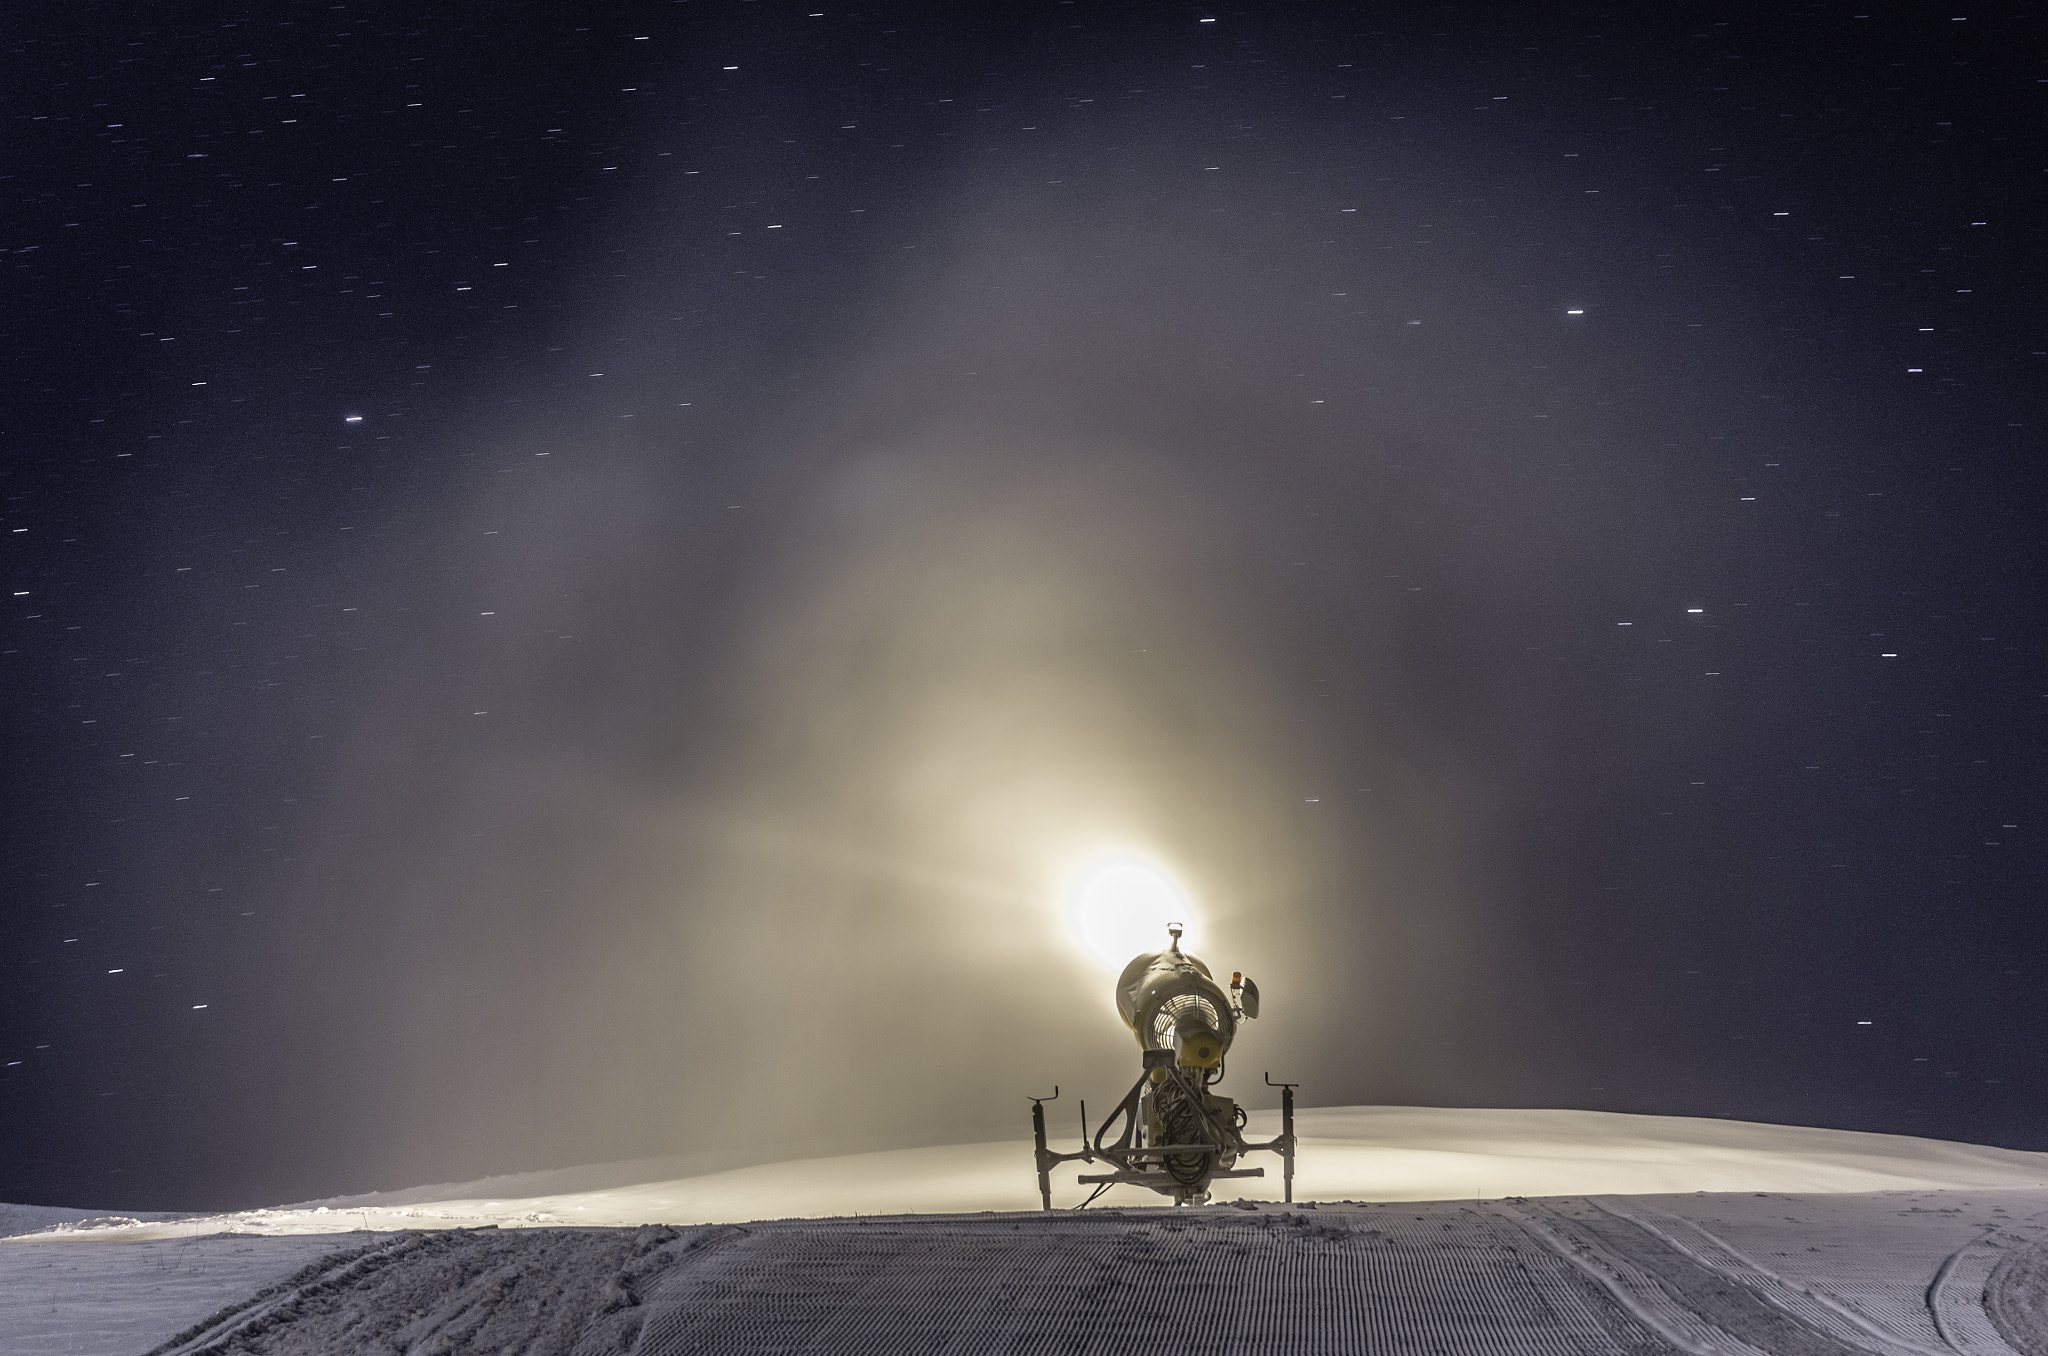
[
  {"x1": 9, "y1": 1107, "x2": 2048, "y2": 1355},
  {"x1": 16, "y1": 1194, "x2": 2048, "y2": 1356},
  {"x1": 13, "y1": 1106, "x2": 2046, "y2": 1241}
]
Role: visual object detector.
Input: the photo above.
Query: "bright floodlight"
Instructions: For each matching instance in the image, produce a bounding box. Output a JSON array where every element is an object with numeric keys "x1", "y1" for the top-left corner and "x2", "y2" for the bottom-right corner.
[{"x1": 1067, "y1": 856, "x2": 1197, "y2": 970}]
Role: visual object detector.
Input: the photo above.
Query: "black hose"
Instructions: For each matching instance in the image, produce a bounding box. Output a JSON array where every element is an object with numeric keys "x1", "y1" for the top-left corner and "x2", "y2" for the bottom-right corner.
[
  {"x1": 1075, "y1": 1181, "x2": 1115, "y2": 1210},
  {"x1": 1157, "y1": 1077, "x2": 1211, "y2": 1187}
]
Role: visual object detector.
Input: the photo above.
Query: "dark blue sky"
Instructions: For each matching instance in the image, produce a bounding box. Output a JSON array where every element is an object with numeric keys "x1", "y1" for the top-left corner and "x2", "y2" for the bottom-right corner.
[{"x1": 4, "y1": 0, "x2": 2045, "y2": 1211}]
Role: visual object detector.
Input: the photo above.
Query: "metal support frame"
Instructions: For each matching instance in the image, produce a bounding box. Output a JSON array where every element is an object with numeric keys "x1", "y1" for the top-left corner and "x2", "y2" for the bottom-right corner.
[{"x1": 1029, "y1": 1064, "x2": 1301, "y2": 1209}]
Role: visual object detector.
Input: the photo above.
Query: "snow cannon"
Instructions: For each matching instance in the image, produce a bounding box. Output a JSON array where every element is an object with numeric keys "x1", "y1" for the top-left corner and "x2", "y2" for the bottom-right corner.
[{"x1": 1030, "y1": 924, "x2": 1297, "y2": 1208}]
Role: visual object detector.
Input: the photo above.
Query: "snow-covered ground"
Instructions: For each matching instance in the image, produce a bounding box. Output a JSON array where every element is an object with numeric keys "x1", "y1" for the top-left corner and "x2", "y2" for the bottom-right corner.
[
  {"x1": 7, "y1": 1106, "x2": 2048, "y2": 1354},
  {"x1": 15, "y1": 1106, "x2": 2047, "y2": 1242},
  {"x1": 0, "y1": 1231, "x2": 373, "y2": 1356}
]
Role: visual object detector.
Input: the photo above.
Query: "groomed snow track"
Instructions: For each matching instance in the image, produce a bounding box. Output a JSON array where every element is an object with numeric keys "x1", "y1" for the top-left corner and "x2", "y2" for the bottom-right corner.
[
  {"x1": 112, "y1": 1195, "x2": 2048, "y2": 1356},
  {"x1": 635, "y1": 1206, "x2": 1678, "y2": 1356}
]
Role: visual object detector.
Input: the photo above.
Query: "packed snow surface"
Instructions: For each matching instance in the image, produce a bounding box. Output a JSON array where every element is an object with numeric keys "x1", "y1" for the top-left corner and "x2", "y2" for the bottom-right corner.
[
  {"x1": 14, "y1": 1194, "x2": 2048, "y2": 1355},
  {"x1": 9, "y1": 1107, "x2": 2048, "y2": 1355}
]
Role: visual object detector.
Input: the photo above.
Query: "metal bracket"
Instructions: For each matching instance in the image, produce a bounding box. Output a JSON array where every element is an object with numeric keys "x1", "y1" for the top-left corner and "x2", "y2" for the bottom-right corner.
[
  {"x1": 1264, "y1": 1073, "x2": 1298, "y2": 1203},
  {"x1": 1029, "y1": 1089, "x2": 1058, "y2": 1211}
]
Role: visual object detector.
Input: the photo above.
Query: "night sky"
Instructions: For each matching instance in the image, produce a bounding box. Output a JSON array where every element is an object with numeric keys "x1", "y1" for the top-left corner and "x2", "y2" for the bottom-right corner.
[{"x1": 5, "y1": 1, "x2": 2045, "y2": 1213}]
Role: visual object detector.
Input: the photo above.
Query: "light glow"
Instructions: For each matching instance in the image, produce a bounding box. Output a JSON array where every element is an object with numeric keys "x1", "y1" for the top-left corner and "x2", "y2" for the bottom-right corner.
[{"x1": 1065, "y1": 854, "x2": 1197, "y2": 970}]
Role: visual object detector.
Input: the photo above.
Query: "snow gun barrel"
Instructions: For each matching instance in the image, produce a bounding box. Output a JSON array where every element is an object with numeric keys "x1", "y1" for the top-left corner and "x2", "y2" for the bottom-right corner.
[{"x1": 1113, "y1": 921, "x2": 1256, "y2": 1070}]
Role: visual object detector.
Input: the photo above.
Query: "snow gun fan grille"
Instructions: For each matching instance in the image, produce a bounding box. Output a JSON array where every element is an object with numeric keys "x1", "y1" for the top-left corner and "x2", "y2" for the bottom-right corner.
[{"x1": 1152, "y1": 993, "x2": 1225, "y2": 1051}]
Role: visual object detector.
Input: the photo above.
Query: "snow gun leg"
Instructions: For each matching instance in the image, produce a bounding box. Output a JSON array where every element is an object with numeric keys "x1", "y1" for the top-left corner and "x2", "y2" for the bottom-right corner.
[
  {"x1": 1283, "y1": 1083, "x2": 1295, "y2": 1203},
  {"x1": 1030, "y1": 1089, "x2": 1057, "y2": 1211},
  {"x1": 1266, "y1": 1072, "x2": 1299, "y2": 1204}
]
